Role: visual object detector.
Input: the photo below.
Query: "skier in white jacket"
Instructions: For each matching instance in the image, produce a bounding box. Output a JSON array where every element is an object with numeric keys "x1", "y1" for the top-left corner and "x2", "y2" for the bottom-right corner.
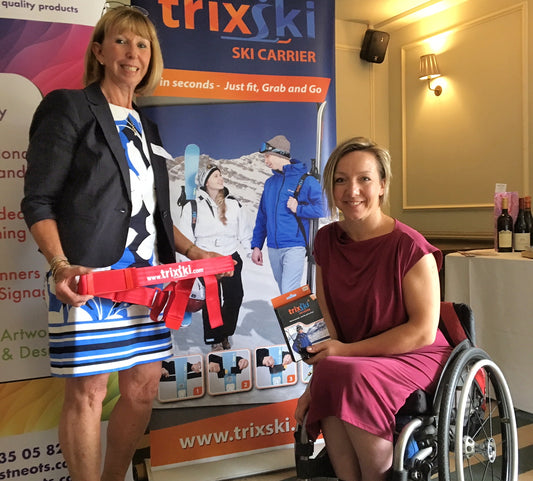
[{"x1": 176, "y1": 162, "x2": 253, "y2": 351}]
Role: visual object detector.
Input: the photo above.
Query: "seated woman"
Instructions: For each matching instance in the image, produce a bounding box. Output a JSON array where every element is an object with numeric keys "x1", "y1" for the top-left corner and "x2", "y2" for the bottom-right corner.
[{"x1": 294, "y1": 137, "x2": 453, "y2": 481}]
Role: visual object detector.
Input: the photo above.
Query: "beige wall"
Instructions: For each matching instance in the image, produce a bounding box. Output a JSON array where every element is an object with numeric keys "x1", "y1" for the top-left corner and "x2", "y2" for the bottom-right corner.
[
  {"x1": 335, "y1": 0, "x2": 531, "y2": 239},
  {"x1": 335, "y1": 20, "x2": 390, "y2": 152}
]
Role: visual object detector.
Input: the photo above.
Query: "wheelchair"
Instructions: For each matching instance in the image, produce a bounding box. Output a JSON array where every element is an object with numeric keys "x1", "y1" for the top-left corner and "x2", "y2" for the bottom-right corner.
[{"x1": 294, "y1": 302, "x2": 519, "y2": 481}]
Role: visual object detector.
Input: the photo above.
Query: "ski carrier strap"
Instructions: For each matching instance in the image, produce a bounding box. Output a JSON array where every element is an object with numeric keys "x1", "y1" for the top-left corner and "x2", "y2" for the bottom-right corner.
[{"x1": 78, "y1": 256, "x2": 234, "y2": 331}]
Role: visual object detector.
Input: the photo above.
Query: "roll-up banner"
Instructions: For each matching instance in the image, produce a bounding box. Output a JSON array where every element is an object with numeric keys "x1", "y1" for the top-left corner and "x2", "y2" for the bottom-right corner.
[
  {"x1": 0, "y1": 3, "x2": 131, "y2": 481},
  {"x1": 131, "y1": 0, "x2": 336, "y2": 477}
]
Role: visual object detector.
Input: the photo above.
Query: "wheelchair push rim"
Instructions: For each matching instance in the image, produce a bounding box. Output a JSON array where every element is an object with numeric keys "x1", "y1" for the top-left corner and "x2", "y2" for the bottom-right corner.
[{"x1": 438, "y1": 349, "x2": 518, "y2": 481}]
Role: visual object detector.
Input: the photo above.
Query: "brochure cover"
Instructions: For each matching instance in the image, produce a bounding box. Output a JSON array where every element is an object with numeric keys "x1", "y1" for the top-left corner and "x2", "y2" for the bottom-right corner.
[{"x1": 271, "y1": 285, "x2": 330, "y2": 362}]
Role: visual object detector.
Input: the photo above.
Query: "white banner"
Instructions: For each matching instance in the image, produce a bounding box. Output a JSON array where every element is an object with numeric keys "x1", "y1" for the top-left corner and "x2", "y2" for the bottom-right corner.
[{"x1": 0, "y1": 0, "x2": 101, "y2": 26}]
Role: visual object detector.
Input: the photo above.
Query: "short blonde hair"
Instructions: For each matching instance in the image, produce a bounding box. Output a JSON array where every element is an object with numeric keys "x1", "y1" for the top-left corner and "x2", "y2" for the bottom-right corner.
[
  {"x1": 83, "y1": 6, "x2": 163, "y2": 96},
  {"x1": 322, "y1": 137, "x2": 392, "y2": 218}
]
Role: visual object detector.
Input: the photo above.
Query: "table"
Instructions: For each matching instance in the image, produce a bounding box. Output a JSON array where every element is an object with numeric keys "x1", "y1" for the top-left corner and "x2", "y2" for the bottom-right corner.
[{"x1": 445, "y1": 249, "x2": 533, "y2": 413}]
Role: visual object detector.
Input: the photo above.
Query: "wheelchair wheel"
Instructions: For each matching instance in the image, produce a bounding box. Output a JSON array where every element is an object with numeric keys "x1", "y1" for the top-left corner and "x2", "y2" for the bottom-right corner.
[{"x1": 437, "y1": 347, "x2": 518, "y2": 481}]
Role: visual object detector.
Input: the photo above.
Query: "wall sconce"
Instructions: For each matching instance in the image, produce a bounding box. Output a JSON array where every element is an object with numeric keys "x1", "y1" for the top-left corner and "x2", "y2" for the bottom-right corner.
[{"x1": 419, "y1": 54, "x2": 442, "y2": 96}]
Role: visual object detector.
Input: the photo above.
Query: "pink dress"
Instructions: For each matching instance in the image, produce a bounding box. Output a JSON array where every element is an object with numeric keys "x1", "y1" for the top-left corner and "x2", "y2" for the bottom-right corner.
[{"x1": 306, "y1": 220, "x2": 452, "y2": 442}]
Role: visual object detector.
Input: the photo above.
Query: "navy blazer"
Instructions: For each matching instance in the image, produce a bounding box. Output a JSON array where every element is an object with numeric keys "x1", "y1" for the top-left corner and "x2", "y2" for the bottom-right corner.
[{"x1": 21, "y1": 83, "x2": 175, "y2": 267}]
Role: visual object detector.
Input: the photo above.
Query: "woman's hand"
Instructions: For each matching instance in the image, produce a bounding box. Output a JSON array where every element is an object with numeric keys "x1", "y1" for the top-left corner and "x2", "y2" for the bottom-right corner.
[
  {"x1": 28, "y1": 220, "x2": 94, "y2": 307},
  {"x1": 282, "y1": 354, "x2": 293, "y2": 366},
  {"x1": 304, "y1": 339, "x2": 349, "y2": 364},
  {"x1": 186, "y1": 245, "x2": 235, "y2": 278},
  {"x1": 53, "y1": 264, "x2": 94, "y2": 307},
  {"x1": 262, "y1": 355, "x2": 275, "y2": 367},
  {"x1": 294, "y1": 388, "x2": 311, "y2": 426},
  {"x1": 208, "y1": 362, "x2": 220, "y2": 373},
  {"x1": 237, "y1": 358, "x2": 249, "y2": 370},
  {"x1": 174, "y1": 226, "x2": 234, "y2": 275}
]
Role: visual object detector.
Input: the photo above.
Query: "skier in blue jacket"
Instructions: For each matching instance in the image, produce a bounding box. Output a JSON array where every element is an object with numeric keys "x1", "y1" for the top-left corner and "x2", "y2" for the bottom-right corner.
[{"x1": 251, "y1": 135, "x2": 324, "y2": 294}]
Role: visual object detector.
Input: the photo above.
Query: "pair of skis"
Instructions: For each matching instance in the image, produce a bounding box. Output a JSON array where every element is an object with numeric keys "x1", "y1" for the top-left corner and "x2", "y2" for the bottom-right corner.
[
  {"x1": 182, "y1": 143, "x2": 200, "y2": 327},
  {"x1": 184, "y1": 143, "x2": 200, "y2": 202}
]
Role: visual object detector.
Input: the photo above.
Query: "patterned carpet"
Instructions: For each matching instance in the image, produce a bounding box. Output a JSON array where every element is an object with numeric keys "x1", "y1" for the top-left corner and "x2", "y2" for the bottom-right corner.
[{"x1": 516, "y1": 409, "x2": 533, "y2": 479}]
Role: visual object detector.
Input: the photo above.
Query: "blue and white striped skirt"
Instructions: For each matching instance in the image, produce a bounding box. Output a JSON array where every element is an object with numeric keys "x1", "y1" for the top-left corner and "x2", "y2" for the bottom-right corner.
[{"x1": 46, "y1": 273, "x2": 173, "y2": 377}]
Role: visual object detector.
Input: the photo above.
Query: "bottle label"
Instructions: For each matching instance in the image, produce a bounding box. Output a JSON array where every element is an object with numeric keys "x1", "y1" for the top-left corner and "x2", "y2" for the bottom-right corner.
[
  {"x1": 499, "y1": 230, "x2": 512, "y2": 249},
  {"x1": 514, "y1": 232, "x2": 529, "y2": 251}
]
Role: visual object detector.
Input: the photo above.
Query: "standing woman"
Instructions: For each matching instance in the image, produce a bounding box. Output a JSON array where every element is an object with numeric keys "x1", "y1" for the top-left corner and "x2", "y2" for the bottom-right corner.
[
  {"x1": 176, "y1": 163, "x2": 252, "y2": 351},
  {"x1": 21, "y1": 6, "x2": 215, "y2": 481},
  {"x1": 294, "y1": 137, "x2": 453, "y2": 480}
]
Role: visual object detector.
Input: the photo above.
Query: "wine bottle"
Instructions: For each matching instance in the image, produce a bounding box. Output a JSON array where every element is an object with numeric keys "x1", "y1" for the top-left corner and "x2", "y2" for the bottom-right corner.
[
  {"x1": 513, "y1": 197, "x2": 529, "y2": 252},
  {"x1": 497, "y1": 196, "x2": 513, "y2": 252},
  {"x1": 525, "y1": 196, "x2": 533, "y2": 247}
]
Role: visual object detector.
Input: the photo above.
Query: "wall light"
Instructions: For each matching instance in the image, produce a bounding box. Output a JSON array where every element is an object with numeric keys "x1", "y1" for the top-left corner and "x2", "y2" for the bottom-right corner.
[{"x1": 419, "y1": 54, "x2": 442, "y2": 96}]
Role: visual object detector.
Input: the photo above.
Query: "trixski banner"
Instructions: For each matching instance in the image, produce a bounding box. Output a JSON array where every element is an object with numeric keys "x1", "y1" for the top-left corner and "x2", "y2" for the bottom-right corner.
[{"x1": 131, "y1": 0, "x2": 336, "y2": 473}]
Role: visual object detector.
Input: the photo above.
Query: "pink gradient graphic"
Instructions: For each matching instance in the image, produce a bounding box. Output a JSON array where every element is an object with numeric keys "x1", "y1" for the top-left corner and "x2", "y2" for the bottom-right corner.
[{"x1": 0, "y1": 19, "x2": 93, "y2": 95}]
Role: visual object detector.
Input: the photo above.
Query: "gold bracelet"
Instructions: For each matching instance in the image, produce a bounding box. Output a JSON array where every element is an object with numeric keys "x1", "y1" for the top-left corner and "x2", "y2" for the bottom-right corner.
[
  {"x1": 49, "y1": 255, "x2": 70, "y2": 280},
  {"x1": 184, "y1": 244, "x2": 194, "y2": 257}
]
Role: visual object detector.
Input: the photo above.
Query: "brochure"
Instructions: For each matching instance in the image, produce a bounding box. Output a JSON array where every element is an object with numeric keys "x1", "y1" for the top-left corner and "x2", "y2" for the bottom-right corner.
[{"x1": 271, "y1": 285, "x2": 330, "y2": 362}]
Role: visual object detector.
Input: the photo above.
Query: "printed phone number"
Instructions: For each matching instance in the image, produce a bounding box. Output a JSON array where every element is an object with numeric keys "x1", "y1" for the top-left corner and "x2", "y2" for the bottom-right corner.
[
  {"x1": 1, "y1": 444, "x2": 61, "y2": 463},
  {"x1": 0, "y1": 444, "x2": 68, "y2": 481}
]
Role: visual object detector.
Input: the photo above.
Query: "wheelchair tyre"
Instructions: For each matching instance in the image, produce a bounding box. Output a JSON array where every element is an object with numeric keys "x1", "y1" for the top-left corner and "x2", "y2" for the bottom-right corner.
[{"x1": 437, "y1": 347, "x2": 518, "y2": 481}]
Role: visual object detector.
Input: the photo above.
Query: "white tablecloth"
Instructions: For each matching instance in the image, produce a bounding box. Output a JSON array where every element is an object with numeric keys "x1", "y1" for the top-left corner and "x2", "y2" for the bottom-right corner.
[{"x1": 445, "y1": 249, "x2": 533, "y2": 413}]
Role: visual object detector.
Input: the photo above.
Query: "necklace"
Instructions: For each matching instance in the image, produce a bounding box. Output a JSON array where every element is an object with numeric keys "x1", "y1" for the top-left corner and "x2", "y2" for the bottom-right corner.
[{"x1": 126, "y1": 117, "x2": 141, "y2": 138}]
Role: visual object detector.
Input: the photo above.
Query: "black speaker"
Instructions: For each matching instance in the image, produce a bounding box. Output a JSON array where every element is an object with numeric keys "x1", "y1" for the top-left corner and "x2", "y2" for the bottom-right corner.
[{"x1": 360, "y1": 29, "x2": 390, "y2": 64}]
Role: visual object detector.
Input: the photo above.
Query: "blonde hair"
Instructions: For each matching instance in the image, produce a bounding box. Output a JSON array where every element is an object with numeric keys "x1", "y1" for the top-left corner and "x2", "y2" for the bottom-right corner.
[
  {"x1": 83, "y1": 6, "x2": 163, "y2": 96},
  {"x1": 215, "y1": 190, "x2": 228, "y2": 226},
  {"x1": 322, "y1": 137, "x2": 392, "y2": 218}
]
